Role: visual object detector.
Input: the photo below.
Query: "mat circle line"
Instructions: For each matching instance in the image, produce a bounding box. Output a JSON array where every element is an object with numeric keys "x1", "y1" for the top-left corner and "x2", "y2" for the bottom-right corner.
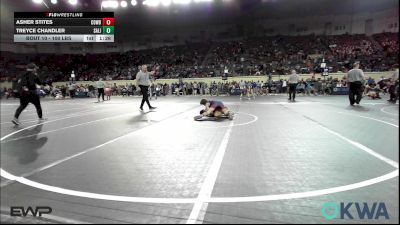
[
  {"x1": 381, "y1": 106, "x2": 399, "y2": 116},
  {"x1": 0, "y1": 107, "x2": 398, "y2": 204},
  {"x1": 195, "y1": 112, "x2": 258, "y2": 128}
]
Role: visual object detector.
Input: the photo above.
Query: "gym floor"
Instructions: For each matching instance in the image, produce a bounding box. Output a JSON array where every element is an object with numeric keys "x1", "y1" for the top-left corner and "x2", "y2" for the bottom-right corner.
[{"x1": 0, "y1": 94, "x2": 398, "y2": 224}]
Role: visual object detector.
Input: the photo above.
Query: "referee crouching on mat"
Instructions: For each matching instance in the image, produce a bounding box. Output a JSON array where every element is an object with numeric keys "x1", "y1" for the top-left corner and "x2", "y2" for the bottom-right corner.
[
  {"x1": 346, "y1": 62, "x2": 365, "y2": 106},
  {"x1": 136, "y1": 64, "x2": 158, "y2": 111}
]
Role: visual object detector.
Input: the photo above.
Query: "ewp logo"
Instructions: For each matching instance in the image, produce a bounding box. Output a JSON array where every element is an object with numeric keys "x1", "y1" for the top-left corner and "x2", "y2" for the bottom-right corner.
[
  {"x1": 10, "y1": 206, "x2": 52, "y2": 217},
  {"x1": 321, "y1": 202, "x2": 389, "y2": 220}
]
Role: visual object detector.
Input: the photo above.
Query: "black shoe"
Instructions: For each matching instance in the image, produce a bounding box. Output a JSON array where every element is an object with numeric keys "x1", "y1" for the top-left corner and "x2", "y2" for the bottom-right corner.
[
  {"x1": 11, "y1": 118, "x2": 20, "y2": 125},
  {"x1": 149, "y1": 107, "x2": 157, "y2": 110},
  {"x1": 139, "y1": 107, "x2": 144, "y2": 111},
  {"x1": 288, "y1": 98, "x2": 291, "y2": 101}
]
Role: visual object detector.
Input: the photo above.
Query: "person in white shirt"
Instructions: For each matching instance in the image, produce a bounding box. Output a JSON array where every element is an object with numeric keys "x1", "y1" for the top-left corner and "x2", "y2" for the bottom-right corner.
[
  {"x1": 288, "y1": 70, "x2": 300, "y2": 102},
  {"x1": 346, "y1": 62, "x2": 365, "y2": 105},
  {"x1": 136, "y1": 64, "x2": 158, "y2": 111},
  {"x1": 239, "y1": 80, "x2": 247, "y2": 99},
  {"x1": 282, "y1": 80, "x2": 287, "y2": 93},
  {"x1": 68, "y1": 82, "x2": 76, "y2": 99},
  {"x1": 96, "y1": 78, "x2": 105, "y2": 102},
  {"x1": 193, "y1": 82, "x2": 198, "y2": 96}
]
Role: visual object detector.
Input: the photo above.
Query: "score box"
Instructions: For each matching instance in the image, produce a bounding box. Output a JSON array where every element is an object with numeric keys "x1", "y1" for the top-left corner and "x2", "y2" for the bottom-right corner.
[
  {"x1": 102, "y1": 26, "x2": 114, "y2": 34},
  {"x1": 102, "y1": 18, "x2": 114, "y2": 26}
]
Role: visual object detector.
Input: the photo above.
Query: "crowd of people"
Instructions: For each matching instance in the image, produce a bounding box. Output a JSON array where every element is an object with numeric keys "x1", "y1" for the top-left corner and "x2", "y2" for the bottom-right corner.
[
  {"x1": 0, "y1": 33, "x2": 398, "y2": 84},
  {"x1": 1, "y1": 61, "x2": 398, "y2": 113},
  {"x1": 2, "y1": 73, "x2": 397, "y2": 102}
]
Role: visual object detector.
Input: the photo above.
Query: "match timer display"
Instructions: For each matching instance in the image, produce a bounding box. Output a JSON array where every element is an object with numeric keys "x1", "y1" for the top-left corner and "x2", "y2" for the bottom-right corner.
[{"x1": 14, "y1": 12, "x2": 115, "y2": 43}]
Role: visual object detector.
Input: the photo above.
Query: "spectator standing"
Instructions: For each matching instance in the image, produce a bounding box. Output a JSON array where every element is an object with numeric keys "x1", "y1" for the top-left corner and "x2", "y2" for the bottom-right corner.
[
  {"x1": 388, "y1": 68, "x2": 399, "y2": 103},
  {"x1": 282, "y1": 79, "x2": 287, "y2": 93},
  {"x1": 105, "y1": 85, "x2": 112, "y2": 101},
  {"x1": 193, "y1": 82, "x2": 198, "y2": 96},
  {"x1": 68, "y1": 82, "x2": 76, "y2": 99}
]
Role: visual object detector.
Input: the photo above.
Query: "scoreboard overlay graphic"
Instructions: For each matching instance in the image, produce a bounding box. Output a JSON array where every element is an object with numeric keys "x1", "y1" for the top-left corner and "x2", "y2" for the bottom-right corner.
[{"x1": 14, "y1": 12, "x2": 114, "y2": 42}]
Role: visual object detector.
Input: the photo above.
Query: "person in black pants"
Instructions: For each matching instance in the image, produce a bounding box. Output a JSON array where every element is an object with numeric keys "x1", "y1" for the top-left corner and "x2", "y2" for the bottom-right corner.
[
  {"x1": 388, "y1": 69, "x2": 399, "y2": 104},
  {"x1": 139, "y1": 85, "x2": 151, "y2": 109},
  {"x1": 12, "y1": 63, "x2": 46, "y2": 125},
  {"x1": 288, "y1": 83, "x2": 297, "y2": 101},
  {"x1": 96, "y1": 78, "x2": 105, "y2": 102},
  {"x1": 136, "y1": 64, "x2": 158, "y2": 111},
  {"x1": 68, "y1": 82, "x2": 75, "y2": 99},
  {"x1": 288, "y1": 70, "x2": 300, "y2": 102},
  {"x1": 346, "y1": 62, "x2": 365, "y2": 106},
  {"x1": 349, "y1": 81, "x2": 364, "y2": 104}
]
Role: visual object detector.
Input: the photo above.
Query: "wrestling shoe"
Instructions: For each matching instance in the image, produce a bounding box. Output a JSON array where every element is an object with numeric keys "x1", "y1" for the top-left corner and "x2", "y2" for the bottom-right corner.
[{"x1": 11, "y1": 118, "x2": 20, "y2": 125}]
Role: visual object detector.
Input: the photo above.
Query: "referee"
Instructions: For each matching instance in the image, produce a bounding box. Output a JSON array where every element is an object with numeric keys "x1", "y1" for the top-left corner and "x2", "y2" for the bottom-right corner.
[
  {"x1": 96, "y1": 77, "x2": 105, "y2": 102},
  {"x1": 12, "y1": 63, "x2": 46, "y2": 125},
  {"x1": 346, "y1": 62, "x2": 365, "y2": 106},
  {"x1": 288, "y1": 69, "x2": 300, "y2": 102},
  {"x1": 136, "y1": 64, "x2": 157, "y2": 111}
]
